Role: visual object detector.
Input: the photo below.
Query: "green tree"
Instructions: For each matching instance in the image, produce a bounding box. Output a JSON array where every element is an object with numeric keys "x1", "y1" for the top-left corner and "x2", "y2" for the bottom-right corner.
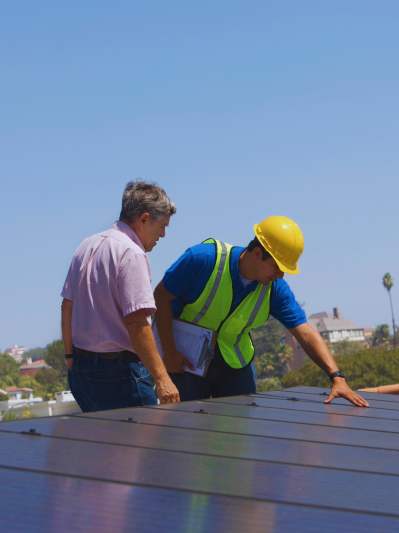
[
  {"x1": 35, "y1": 368, "x2": 67, "y2": 400},
  {"x1": 23, "y1": 347, "x2": 47, "y2": 361},
  {"x1": 45, "y1": 339, "x2": 67, "y2": 378},
  {"x1": 331, "y1": 340, "x2": 365, "y2": 357},
  {"x1": 0, "y1": 391, "x2": 8, "y2": 401},
  {"x1": 257, "y1": 377, "x2": 282, "y2": 392},
  {"x1": 2, "y1": 410, "x2": 17, "y2": 421},
  {"x1": 282, "y1": 346, "x2": 399, "y2": 390},
  {"x1": 252, "y1": 318, "x2": 292, "y2": 379},
  {"x1": 383, "y1": 273, "x2": 397, "y2": 348},
  {"x1": 372, "y1": 324, "x2": 391, "y2": 347},
  {"x1": 0, "y1": 354, "x2": 20, "y2": 389}
]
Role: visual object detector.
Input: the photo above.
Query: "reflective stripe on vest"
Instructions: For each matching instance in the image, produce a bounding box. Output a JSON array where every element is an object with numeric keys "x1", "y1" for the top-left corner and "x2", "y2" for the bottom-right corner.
[
  {"x1": 233, "y1": 283, "x2": 270, "y2": 366},
  {"x1": 192, "y1": 240, "x2": 229, "y2": 324},
  {"x1": 180, "y1": 239, "x2": 271, "y2": 369}
]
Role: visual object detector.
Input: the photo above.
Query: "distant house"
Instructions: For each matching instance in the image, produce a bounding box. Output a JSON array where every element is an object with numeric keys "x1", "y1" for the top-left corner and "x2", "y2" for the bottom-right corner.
[
  {"x1": 5, "y1": 387, "x2": 42, "y2": 406},
  {"x1": 309, "y1": 308, "x2": 365, "y2": 344},
  {"x1": 6, "y1": 387, "x2": 34, "y2": 401},
  {"x1": 19, "y1": 358, "x2": 51, "y2": 377},
  {"x1": 286, "y1": 307, "x2": 366, "y2": 370}
]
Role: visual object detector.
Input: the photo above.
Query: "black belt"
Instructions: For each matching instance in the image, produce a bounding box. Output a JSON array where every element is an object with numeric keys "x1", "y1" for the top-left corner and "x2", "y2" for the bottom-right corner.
[{"x1": 73, "y1": 347, "x2": 140, "y2": 362}]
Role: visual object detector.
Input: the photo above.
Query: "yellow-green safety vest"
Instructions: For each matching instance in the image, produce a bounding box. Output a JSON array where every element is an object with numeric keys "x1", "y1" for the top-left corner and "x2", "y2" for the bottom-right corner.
[{"x1": 180, "y1": 238, "x2": 272, "y2": 369}]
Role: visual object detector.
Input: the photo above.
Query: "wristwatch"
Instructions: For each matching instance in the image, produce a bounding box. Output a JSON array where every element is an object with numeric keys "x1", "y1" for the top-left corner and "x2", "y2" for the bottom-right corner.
[
  {"x1": 64, "y1": 354, "x2": 73, "y2": 360},
  {"x1": 328, "y1": 370, "x2": 346, "y2": 381}
]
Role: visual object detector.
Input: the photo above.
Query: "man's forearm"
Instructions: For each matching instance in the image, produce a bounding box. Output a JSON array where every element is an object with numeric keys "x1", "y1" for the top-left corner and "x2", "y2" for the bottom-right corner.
[
  {"x1": 290, "y1": 323, "x2": 339, "y2": 375},
  {"x1": 125, "y1": 319, "x2": 169, "y2": 382},
  {"x1": 61, "y1": 298, "x2": 73, "y2": 354},
  {"x1": 290, "y1": 323, "x2": 369, "y2": 407}
]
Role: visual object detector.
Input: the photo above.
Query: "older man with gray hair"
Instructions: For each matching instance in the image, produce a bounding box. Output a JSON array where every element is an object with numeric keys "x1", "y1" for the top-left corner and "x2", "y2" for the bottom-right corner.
[{"x1": 61, "y1": 180, "x2": 180, "y2": 411}]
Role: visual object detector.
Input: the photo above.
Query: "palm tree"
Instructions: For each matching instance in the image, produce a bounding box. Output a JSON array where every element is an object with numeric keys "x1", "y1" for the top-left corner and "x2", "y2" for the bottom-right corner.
[{"x1": 382, "y1": 273, "x2": 397, "y2": 347}]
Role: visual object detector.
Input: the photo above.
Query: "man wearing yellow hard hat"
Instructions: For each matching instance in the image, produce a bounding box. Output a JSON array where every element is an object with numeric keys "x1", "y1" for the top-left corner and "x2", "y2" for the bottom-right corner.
[{"x1": 154, "y1": 216, "x2": 368, "y2": 407}]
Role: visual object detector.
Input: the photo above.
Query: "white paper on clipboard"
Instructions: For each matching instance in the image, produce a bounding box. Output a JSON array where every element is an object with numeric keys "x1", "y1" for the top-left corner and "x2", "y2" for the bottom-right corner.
[{"x1": 153, "y1": 319, "x2": 214, "y2": 377}]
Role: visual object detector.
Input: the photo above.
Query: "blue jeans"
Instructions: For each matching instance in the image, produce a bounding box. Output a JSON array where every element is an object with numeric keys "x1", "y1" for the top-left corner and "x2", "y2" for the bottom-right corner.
[
  {"x1": 170, "y1": 351, "x2": 256, "y2": 401},
  {"x1": 68, "y1": 351, "x2": 157, "y2": 412}
]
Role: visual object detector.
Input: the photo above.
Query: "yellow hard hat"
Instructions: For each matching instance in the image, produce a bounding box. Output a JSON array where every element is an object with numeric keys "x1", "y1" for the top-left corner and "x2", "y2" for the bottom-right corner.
[{"x1": 253, "y1": 216, "x2": 304, "y2": 275}]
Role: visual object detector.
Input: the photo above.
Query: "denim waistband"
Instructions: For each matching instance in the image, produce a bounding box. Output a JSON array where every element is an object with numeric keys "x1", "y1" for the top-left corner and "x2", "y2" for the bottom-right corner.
[{"x1": 73, "y1": 346, "x2": 140, "y2": 362}]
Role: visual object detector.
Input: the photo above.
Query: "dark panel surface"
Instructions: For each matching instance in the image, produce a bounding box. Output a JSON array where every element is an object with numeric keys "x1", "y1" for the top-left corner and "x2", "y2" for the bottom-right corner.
[
  {"x1": 1, "y1": 432, "x2": 399, "y2": 516},
  {"x1": 3, "y1": 387, "x2": 399, "y2": 531},
  {"x1": 6, "y1": 405, "x2": 399, "y2": 450},
  {"x1": 260, "y1": 390, "x2": 399, "y2": 410},
  {"x1": 2, "y1": 467, "x2": 399, "y2": 533},
  {"x1": 285, "y1": 386, "x2": 399, "y2": 403},
  {"x1": 148, "y1": 399, "x2": 399, "y2": 433},
  {"x1": 210, "y1": 394, "x2": 399, "y2": 420},
  {"x1": 3, "y1": 416, "x2": 399, "y2": 474}
]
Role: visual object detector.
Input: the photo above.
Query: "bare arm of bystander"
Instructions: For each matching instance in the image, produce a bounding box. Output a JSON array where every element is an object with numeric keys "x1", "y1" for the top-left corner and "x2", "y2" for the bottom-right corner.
[
  {"x1": 61, "y1": 298, "x2": 73, "y2": 369},
  {"x1": 359, "y1": 384, "x2": 399, "y2": 394}
]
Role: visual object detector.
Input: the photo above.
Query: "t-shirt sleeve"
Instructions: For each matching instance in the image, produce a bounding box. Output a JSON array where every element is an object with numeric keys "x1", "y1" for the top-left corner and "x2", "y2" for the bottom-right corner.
[
  {"x1": 117, "y1": 249, "x2": 156, "y2": 317},
  {"x1": 270, "y1": 279, "x2": 307, "y2": 329},
  {"x1": 163, "y1": 244, "x2": 214, "y2": 304},
  {"x1": 61, "y1": 259, "x2": 76, "y2": 300}
]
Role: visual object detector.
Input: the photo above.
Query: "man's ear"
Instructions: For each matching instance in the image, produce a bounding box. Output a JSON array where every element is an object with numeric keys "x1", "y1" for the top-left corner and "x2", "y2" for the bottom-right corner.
[{"x1": 138, "y1": 212, "x2": 151, "y2": 225}]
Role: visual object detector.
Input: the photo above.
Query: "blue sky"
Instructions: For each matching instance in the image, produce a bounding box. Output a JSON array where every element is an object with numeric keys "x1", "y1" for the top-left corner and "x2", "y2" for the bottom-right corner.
[{"x1": 1, "y1": 1, "x2": 398, "y2": 349}]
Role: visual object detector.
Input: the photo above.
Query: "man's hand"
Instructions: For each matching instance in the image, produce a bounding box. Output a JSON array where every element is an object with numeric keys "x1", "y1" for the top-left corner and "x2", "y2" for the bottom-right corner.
[
  {"x1": 290, "y1": 324, "x2": 369, "y2": 408},
  {"x1": 155, "y1": 374, "x2": 180, "y2": 404},
  {"x1": 324, "y1": 377, "x2": 369, "y2": 407},
  {"x1": 164, "y1": 350, "x2": 194, "y2": 374}
]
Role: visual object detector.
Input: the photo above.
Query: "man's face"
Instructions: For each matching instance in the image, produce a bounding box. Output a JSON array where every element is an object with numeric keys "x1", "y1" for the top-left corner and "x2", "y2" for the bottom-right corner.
[
  {"x1": 137, "y1": 213, "x2": 170, "y2": 252},
  {"x1": 253, "y1": 250, "x2": 285, "y2": 284}
]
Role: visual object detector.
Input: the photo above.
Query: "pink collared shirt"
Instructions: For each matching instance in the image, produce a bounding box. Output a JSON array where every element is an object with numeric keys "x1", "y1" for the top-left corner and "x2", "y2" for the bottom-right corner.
[{"x1": 61, "y1": 221, "x2": 156, "y2": 352}]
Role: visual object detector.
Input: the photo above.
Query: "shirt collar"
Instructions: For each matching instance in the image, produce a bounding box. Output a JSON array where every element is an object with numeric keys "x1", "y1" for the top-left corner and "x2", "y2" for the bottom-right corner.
[
  {"x1": 233, "y1": 246, "x2": 258, "y2": 291},
  {"x1": 113, "y1": 221, "x2": 145, "y2": 251}
]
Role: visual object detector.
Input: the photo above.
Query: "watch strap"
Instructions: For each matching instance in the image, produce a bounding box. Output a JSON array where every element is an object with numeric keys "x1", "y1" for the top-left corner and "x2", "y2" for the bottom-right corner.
[{"x1": 329, "y1": 370, "x2": 346, "y2": 381}]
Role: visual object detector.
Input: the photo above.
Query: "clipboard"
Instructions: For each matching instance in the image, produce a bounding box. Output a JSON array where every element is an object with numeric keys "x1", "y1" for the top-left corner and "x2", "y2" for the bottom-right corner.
[{"x1": 153, "y1": 319, "x2": 215, "y2": 377}]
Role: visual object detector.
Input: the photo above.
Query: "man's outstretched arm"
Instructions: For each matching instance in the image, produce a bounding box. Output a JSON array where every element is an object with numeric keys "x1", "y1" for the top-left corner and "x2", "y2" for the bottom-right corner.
[{"x1": 290, "y1": 323, "x2": 369, "y2": 407}]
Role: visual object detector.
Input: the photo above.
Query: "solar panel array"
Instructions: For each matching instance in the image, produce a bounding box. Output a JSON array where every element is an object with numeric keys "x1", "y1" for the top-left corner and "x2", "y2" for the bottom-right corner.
[{"x1": 1, "y1": 386, "x2": 399, "y2": 532}]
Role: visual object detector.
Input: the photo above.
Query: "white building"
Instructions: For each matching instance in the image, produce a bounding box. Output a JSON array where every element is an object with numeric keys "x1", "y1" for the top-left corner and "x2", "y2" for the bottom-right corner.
[
  {"x1": 4, "y1": 344, "x2": 27, "y2": 363},
  {"x1": 309, "y1": 308, "x2": 365, "y2": 344},
  {"x1": 55, "y1": 390, "x2": 75, "y2": 403}
]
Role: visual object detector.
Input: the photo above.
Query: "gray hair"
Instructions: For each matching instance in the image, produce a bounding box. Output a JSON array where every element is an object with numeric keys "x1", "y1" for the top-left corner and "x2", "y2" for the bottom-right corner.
[{"x1": 119, "y1": 180, "x2": 176, "y2": 222}]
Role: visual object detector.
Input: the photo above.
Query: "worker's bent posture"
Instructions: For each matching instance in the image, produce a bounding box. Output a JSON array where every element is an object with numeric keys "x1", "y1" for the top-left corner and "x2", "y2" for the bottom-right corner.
[{"x1": 154, "y1": 216, "x2": 368, "y2": 407}]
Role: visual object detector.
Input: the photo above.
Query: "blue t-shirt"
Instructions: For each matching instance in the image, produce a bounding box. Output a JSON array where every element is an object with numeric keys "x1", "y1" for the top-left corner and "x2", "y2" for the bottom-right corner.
[{"x1": 163, "y1": 242, "x2": 307, "y2": 329}]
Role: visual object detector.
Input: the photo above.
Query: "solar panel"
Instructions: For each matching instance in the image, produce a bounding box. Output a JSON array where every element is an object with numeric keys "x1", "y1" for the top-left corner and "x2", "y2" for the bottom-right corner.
[
  {"x1": 1, "y1": 388, "x2": 399, "y2": 531},
  {"x1": 2, "y1": 415, "x2": 399, "y2": 475},
  {"x1": 258, "y1": 390, "x2": 399, "y2": 410},
  {"x1": 2, "y1": 467, "x2": 398, "y2": 533},
  {"x1": 4, "y1": 407, "x2": 399, "y2": 450},
  {"x1": 212, "y1": 395, "x2": 399, "y2": 420},
  {"x1": 151, "y1": 398, "x2": 399, "y2": 432}
]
